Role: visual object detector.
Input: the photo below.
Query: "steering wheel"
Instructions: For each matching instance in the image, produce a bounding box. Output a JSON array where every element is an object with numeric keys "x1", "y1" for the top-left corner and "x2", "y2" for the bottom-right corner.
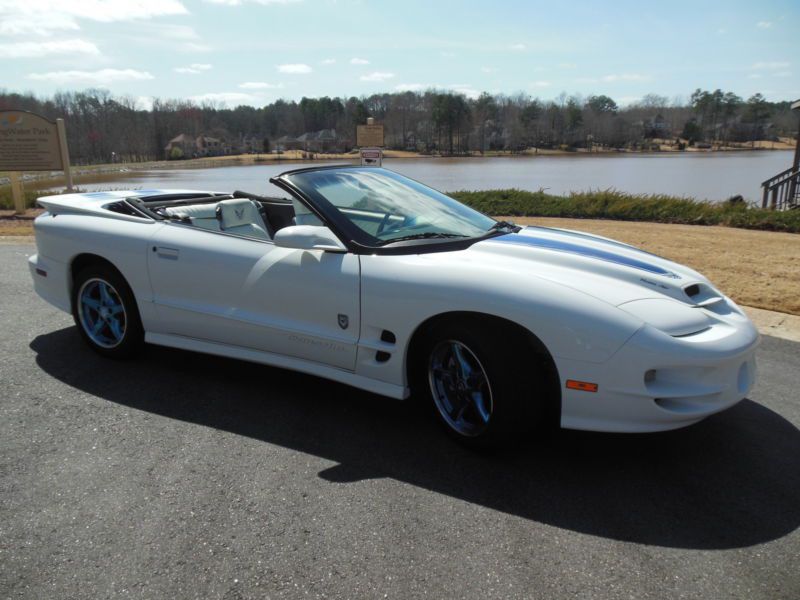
[{"x1": 377, "y1": 213, "x2": 406, "y2": 236}]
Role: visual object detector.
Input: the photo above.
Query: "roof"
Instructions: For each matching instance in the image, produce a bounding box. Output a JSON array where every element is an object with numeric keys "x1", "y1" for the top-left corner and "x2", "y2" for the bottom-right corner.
[{"x1": 167, "y1": 133, "x2": 195, "y2": 144}]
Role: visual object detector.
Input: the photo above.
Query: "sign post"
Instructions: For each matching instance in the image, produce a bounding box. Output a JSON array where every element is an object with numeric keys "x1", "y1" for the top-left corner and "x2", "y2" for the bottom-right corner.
[
  {"x1": 0, "y1": 110, "x2": 73, "y2": 214},
  {"x1": 8, "y1": 171, "x2": 25, "y2": 214},
  {"x1": 56, "y1": 118, "x2": 74, "y2": 191},
  {"x1": 357, "y1": 117, "x2": 384, "y2": 167}
]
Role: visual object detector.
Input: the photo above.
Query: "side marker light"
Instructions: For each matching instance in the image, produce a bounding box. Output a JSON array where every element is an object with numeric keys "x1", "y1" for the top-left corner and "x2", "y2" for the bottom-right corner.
[{"x1": 566, "y1": 379, "x2": 598, "y2": 393}]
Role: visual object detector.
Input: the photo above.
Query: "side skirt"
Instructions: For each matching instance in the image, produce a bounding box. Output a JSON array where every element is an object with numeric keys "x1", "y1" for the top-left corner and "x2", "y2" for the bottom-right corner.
[{"x1": 145, "y1": 332, "x2": 409, "y2": 400}]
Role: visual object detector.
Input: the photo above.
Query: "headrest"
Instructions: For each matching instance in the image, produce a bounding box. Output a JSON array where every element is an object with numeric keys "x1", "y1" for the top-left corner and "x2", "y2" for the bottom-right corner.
[
  {"x1": 163, "y1": 203, "x2": 218, "y2": 220},
  {"x1": 217, "y1": 198, "x2": 260, "y2": 228}
]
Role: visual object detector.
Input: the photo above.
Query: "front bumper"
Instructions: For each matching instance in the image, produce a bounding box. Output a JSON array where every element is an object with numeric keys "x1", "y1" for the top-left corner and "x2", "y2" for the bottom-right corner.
[{"x1": 559, "y1": 312, "x2": 759, "y2": 432}]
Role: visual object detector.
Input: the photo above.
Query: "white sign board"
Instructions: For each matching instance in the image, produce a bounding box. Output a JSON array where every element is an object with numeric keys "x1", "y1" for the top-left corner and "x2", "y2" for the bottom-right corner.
[{"x1": 360, "y1": 147, "x2": 383, "y2": 167}]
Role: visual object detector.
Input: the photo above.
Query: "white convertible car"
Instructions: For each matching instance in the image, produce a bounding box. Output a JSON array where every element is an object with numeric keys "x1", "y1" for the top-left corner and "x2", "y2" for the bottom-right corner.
[{"x1": 29, "y1": 166, "x2": 759, "y2": 445}]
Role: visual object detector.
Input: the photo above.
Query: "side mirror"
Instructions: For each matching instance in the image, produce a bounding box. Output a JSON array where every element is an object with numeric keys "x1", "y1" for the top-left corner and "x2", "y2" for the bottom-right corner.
[{"x1": 273, "y1": 225, "x2": 347, "y2": 253}]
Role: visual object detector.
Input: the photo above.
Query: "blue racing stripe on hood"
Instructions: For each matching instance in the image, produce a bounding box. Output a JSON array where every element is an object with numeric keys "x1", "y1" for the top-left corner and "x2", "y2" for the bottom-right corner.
[{"x1": 492, "y1": 232, "x2": 680, "y2": 278}]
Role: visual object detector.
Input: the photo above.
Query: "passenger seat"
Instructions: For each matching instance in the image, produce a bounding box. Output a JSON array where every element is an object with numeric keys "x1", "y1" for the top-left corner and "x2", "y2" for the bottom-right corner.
[{"x1": 216, "y1": 199, "x2": 272, "y2": 240}]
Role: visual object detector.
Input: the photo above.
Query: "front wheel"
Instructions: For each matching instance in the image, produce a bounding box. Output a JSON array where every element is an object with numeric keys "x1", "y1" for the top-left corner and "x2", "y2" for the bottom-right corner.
[
  {"x1": 415, "y1": 319, "x2": 552, "y2": 447},
  {"x1": 72, "y1": 265, "x2": 144, "y2": 358}
]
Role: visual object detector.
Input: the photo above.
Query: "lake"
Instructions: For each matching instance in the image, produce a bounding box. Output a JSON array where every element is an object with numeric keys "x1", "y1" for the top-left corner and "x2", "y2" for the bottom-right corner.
[{"x1": 59, "y1": 150, "x2": 794, "y2": 204}]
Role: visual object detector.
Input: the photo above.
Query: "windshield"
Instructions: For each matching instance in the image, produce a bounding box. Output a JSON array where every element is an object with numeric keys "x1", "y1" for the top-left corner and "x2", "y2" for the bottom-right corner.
[{"x1": 285, "y1": 168, "x2": 496, "y2": 245}]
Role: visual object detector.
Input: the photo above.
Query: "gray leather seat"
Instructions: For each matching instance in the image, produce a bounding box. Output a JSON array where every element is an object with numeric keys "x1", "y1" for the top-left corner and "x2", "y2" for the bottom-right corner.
[{"x1": 217, "y1": 199, "x2": 271, "y2": 240}]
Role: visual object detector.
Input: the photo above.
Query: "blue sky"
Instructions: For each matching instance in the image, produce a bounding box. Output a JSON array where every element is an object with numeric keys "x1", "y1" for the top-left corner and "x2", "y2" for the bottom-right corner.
[{"x1": 1, "y1": 0, "x2": 798, "y2": 108}]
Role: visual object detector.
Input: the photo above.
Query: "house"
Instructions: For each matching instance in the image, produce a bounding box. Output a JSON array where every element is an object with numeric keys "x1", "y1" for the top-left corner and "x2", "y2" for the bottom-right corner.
[
  {"x1": 275, "y1": 135, "x2": 302, "y2": 152},
  {"x1": 164, "y1": 133, "x2": 233, "y2": 159},
  {"x1": 196, "y1": 135, "x2": 224, "y2": 157},
  {"x1": 164, "y1": 133, "x2": 196, "y2": 159},
  {"x1": 295, "y1": 129, "x2": 341, "y2": 153}
]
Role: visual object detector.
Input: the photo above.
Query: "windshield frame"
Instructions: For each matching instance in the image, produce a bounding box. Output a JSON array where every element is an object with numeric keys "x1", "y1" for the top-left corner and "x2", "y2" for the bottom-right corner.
[{"x1": 270, "y1": 166, "x2": 515, "y2": 255}]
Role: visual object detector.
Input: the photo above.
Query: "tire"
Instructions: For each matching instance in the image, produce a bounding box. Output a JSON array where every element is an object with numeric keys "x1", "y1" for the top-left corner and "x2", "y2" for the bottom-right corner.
[
  {"x1": 72, "y1": 264, "x2": 144, "y2": 359},
  {"x1": 412, "y1": 318, "x2": 552, "y2": 448}
]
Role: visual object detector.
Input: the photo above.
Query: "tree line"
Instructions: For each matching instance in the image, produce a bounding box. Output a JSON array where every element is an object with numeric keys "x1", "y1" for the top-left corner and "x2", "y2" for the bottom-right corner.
[{"x1": 0, "y1": 87, "x2": 796, "y2": 165}]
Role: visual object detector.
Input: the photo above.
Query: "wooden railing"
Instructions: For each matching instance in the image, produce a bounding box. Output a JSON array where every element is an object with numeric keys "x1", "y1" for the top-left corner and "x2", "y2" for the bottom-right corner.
[{"x1": 761, "y1": 167, "x2": 800, "y2": 210}]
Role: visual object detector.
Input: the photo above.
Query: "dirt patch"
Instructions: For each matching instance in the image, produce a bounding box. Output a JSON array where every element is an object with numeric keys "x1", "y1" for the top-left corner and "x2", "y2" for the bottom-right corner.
[
  {"x1": 502, "y1": 217, "x2": 800, "y2": 316},
  {"x1": 0, "y1": 220, "x2": 35, "y2": 236}
]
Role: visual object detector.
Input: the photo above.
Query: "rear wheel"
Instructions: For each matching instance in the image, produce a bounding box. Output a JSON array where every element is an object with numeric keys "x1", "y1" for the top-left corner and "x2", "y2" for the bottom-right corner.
[
  {"x1": 414, "y1": 318, "x2": 553, "y2": 447},
  {"x1": 72, "y1": 265, "x2": 144, "y2": 358}
]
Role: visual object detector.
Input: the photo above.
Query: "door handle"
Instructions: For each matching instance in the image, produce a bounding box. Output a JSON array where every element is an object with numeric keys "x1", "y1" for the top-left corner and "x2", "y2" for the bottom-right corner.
[{"x1": 154, "y1": 246, "x2": 179, "y2": 260}]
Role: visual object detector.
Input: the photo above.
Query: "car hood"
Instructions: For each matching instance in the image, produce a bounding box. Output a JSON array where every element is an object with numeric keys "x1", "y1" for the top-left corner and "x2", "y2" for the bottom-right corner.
[{"x1": 470, "y1": 226, "x2": 720, "y2": 310}]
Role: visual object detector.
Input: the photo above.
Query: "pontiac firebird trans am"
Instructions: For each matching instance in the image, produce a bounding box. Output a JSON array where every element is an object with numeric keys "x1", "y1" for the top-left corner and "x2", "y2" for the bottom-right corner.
[{"x1": 29, "y1": 166, "x2": 759, "y2": 445}]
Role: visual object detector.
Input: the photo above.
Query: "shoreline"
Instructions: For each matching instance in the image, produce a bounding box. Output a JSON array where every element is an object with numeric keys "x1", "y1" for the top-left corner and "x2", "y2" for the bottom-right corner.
[{"x1": 1, "y1": 142, "x2": 794, "y2": 190}]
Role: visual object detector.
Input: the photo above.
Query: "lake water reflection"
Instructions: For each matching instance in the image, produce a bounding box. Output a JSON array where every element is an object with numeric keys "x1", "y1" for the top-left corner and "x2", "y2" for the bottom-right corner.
[{"x1": 62, "y1": 150, "x2": 793, "y2": 204}]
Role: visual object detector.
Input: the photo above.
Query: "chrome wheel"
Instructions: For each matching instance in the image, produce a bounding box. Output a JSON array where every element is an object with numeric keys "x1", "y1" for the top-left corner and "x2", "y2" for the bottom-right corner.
[
  {"x1": 77, "y1": 278, "x2": 127, "y2": 349},
  {"x1": 428, "y1": 340, "x2": 494, "y2": 437}
]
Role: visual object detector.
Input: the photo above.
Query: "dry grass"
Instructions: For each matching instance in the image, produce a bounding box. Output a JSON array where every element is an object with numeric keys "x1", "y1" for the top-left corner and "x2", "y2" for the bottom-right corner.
[
  {"x1": 506, "y1": 217, "x2": 800, "y2": 316},
  {"x1": 4, "y1": 215, "x2": 799, "y2": 316}
]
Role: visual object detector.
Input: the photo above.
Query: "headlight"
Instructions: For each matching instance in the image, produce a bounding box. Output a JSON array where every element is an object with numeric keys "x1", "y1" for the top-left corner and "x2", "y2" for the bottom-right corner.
[{"x1": 618, "y1": 298, "x2": 710, "y2": 337}]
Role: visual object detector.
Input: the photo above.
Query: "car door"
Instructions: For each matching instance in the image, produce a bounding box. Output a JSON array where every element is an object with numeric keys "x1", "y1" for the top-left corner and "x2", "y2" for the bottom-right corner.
[{"x1": 146, "y1": 222, "x2": 360, "y2": 370}]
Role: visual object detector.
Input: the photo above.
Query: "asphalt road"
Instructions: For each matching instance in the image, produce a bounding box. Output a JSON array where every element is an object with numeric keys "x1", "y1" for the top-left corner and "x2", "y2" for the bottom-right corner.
[{"x1": 1, "y1": 241, "x2": 799, "y2": 600}]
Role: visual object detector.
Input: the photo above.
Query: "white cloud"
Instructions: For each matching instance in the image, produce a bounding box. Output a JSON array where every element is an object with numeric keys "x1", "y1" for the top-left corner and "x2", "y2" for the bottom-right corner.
[
  {"x1": 146, "y1": 23, "x2": 200, "y2": 40},
  {"x1": 277, "y1": 63, "x2": 312, "y2": 74},
  {"x1": 350, "y1": 57, "x2": 370, "y2": 65},
  {"x1": 27, "y1": 68, "x2": 154, "y2": 84},
  {"x1": 530, "y1": 81, "x2": 551, "y2": 88},
  {"x1": 174, "y1": 63, "x2": 213, "y2": 74},
  {"x1": 179, "y1": 42, "x2": 213, "y2": 53},
  {"x1": 360, "y1": 71, "x2": 395, "y2": 82},
  {"x1": 601, "y1": 73, "x2": 651, "y2": 82},
  {"x1": 751, "y1": 61, "x2": 791, "y2": 70},
  {"x1": 126, "y1": 23, "x2": 210, "y2": 52},
  {"x1": 558, "y1": 62, "x2": 577, "y2": 69},
  {"x1": 747, "y1": 73, "x2": 762, "y2": 79},
  {"x1": 189, "y1": 92, "x2": 259, "y2": 106},
  {"x1": 395, "y1": 83, "x2": 427, "y2": 92},
  {"x1": 0, "y1": 0, "x2": 188, "y2": 36},
  {"x1": 204, "y1": 0, "x2": 300, "y2": 4},
  {"x1": 717, "y1": 28, "x2": 727, "y2": 35},
  {"x1": 0, "y1": 38, "x2": 99, "y2": 58},
  {"x1": 136, "y1": 96, "x2": 154, "y2": 110},
  {"x1": 756, "y1": 21, "x2": 772, "y2": 29},
  {"x1": 320, "y1": 58, "x2": 336, "y2": 65},
  {"x1": 509, "y1": 43, "x2": 526, "y2": 51},
  {"x1": 238, "y1": 81, "x2": 284, "y2": 89},
  {"x1": 480, "y1": 67, "x2": 496, "y2": 74},
  {"x1": 441, "y1": 51, "x2": 456, "y2": 58},
  {"x1": 773, "y1": 71, "x2": 792, "y2": 78}
]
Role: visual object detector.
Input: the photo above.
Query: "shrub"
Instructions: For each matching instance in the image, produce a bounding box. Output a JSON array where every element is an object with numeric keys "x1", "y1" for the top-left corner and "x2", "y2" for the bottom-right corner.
[{"x1": 450, "y1": 189, "x2": 800, "y2": 234}]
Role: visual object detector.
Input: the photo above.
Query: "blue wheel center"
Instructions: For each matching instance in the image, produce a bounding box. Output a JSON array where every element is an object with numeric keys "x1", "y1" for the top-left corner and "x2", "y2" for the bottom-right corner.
[{"x1": 79, "y1": 279, "x2": 127, "y2": 348}]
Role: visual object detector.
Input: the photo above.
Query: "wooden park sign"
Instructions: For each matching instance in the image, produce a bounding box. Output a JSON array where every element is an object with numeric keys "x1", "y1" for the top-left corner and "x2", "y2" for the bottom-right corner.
[
  {"x1": 356, "y1": 124, "x2": 384, "y2": 148},
  {"x1": 0, "y1": 110, "x2": 73, "y2": 214}
]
